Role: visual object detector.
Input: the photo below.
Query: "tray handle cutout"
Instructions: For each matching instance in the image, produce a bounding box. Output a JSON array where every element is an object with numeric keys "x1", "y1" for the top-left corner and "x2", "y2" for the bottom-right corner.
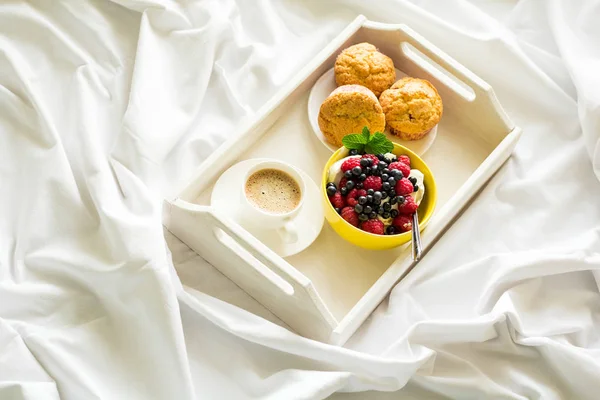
[
  {"x1": 401, "y1": 42, "x2": 476, "y2": 102},
  {"x1": 213, "y1": 227, "x2": 295, "y2": 296}
]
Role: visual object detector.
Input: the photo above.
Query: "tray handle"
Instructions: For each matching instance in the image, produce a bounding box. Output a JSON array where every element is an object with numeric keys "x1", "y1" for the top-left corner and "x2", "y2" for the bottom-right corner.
[
  {"x1": 165, "y1": 199, "x2": 338, "y2": 339},
  {"x1": 212, "y1": 226, "x2": 295, "y2": 296}
]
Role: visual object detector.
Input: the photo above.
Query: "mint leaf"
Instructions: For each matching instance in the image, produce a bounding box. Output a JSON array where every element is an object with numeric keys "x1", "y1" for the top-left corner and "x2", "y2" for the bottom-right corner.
[
  {"x1": 342, "y1": 133, "x2": 368, "y2": 151},
  {"x1": 365, "y1": 132, "x2": 394, "y2": 154},
  {"x1": 362, "y1": 126, "x2": 371, "y2": 142}
]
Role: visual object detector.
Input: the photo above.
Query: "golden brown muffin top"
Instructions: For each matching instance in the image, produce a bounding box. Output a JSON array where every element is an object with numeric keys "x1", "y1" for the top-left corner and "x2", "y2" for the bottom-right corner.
[
  {"x1": 318, "y1": 85, "x2": 385, "y2": 147},
  {"x1": 334, "y1": 43, "x2": 396, "y2": 97},
  {"x1": 379, "y1": 77, "x2": 443, "y2": 134}
]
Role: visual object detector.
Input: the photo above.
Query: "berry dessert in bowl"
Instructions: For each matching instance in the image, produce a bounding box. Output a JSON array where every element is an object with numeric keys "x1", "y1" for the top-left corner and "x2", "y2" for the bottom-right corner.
[{"x1": 321, "y1": 127, "x2": 437, "y2": 250}]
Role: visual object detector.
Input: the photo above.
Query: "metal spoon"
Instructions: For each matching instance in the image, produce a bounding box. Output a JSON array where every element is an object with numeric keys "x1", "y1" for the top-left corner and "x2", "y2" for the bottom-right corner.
[{"x1": 411, "y1": 212, "x2": 422, "y2": 261}]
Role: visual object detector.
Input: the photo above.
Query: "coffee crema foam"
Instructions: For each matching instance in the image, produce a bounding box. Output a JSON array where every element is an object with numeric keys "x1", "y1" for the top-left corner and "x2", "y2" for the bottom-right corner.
[{"x1": 245, "y1": 169, "x2": 301, "y2": 214}]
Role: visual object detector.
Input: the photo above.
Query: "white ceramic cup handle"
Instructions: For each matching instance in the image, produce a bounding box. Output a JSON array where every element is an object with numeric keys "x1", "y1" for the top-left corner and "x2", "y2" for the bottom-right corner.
[{"x1": 277, "y1": 220, "x2": 298, "y2": 244}]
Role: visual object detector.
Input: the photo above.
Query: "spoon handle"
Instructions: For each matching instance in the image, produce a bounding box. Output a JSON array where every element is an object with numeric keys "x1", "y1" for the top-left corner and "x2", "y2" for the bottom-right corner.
[{"x1": 411, "y1": 212, "x2": 423, "y2": 261}]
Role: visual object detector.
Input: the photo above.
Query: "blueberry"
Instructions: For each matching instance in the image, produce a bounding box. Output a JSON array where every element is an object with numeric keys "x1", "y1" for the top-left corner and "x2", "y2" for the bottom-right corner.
[
  {"x1": 373, "y1": 191, "x2": 382, "y2": 201},
  {"x1": 388, "y1": 189, "x2": 396, "y2": 198},
  {"x1": 366, "y1": 195, "x2": 373, "y2": 203},
  {"x1": 367, "y1": 189, "x2": 374, "y2": 195},
  {"x1": 382, "y1": 168, "x2": 390, "y2": 175},
  {"x1": 327, "y1": 182, "x2": 335, "y2": 187},
  {"x1": 326, "y1": 186, "x2": 337, "y2": 196},
  {"x1": 381, "y1": 191, "x2": 388, "y2": 199},
  {"x1": 356, "y1": 182, "x2": 363, "y2": 189},
  {"x1": 388, "y1": 177, "x2": 396, "y2": 186},
  {"x1": 392, "y1": 170, "x2": 403, "y2": 179},
  {"x1": 385, "y1": 155, "x2": 397, "y2": 163},
  {"x1": 349, "y1": 149, "x2": 359, "y2": 156},
  {"x1": 358, "y1": 174, "x2": 367, "y2": 181},
  {"x1": 381, "y1": 174, "x2": 389, "y2": 181},
  {"x1": 358, "y1": 196, "x2": 367, "y2": 205},
  {"x1": 385, "y1": 203, "x2": 393, "y2": 211},
  {"x1": 409, "y1": 177, "x2": 417, "y2": 184},
  {"x1": 390, "y1": 209, "x2": 399, "y2": 218},
  {"x1": 373, "y1": 198, "x2": 381, "y2": 206},
  {"x1": 364, "y1": 205, "x2": 372, "y2": 214},
  {"x1": 354, "y1": 204, "x2": 363, "y2": 213},
  {"x1": 397, "y1": 195, "x2": 405, "y2": 204},
  {"x1": 335, "y1": 207, "x2": 341, "y2": 214},
  {"x1": 376, "y1": 153, "x2": 386, "y2": 161},
  {"x1": 382, "y1": 182, "x2": 391, "y2": 191},
  {"x1": 340, "y1": 187, "x2": 348, "y2": 196},
  {"x1": 378, "y1": 161, "x2": 387, "y2": 170},
  {"x1": 369, "y1": 212, "x2": 377, "y2": 219},
  {"x1": 352, "y1": 166, "x2": 362, "y2": 176},
  {"x1": 377, "y1": 207, "x2": 385, "y2": 215},
  {"x1": 386, "y1": 226, "x2": 396, "y2": 235},
  {"x1": 390, "y1": 196, "x2": 398, "y2": 205},
  {"x1": 413, "y1": 184, "x2": 419, "y2": 192},
  {"x1": 382, "y1": 212, "x2": 391, "y2": 219},
  {"x1": 344, "y1": 170, "x2": 353, "y2": 179},
  {"x1": 371, "y1": 168, "x2": 381, "y2": 176},
  {"x1": 360, "y1": 158, "x2": 369, "y2": 167},
  {"x1": 359, "y1": 213, "x2": 369, "y2": 222},
  {"x1": 346, "y1": 180, "x2": 355, "y2": 190}
]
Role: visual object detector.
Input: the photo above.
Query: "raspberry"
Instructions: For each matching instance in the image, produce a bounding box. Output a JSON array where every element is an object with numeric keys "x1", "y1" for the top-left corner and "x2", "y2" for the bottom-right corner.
[
  {"x1": 347, "y1": 198, "x2": 358, "y2": 207},
  {"x1": 398, "y1": 155, "x2": 411, "y2": 167},
  {"x1": 388, "y1": 162, "x2": 410, "y2": 179},
  {"x1": 339, "y1": 177, "x2": 348, "y2": 190},
  {"x1": 329, "y1": 192, "x2": 345, "y2": 209},
  {"x1": 363, "y1": 176, "x2": 382, "y2": 191},
  {"x1": 356, "y1": 189, "x2": 367, "y2": 198},
  {"x1": 341, "y1": 158, "x2": 361, "y2": 172},
  {"x1": 397, "y1": 196, "x2": 418, "y2": 215},
  {"x1": 340, "y1": 207, "x2": 359, "y2": 227},
  {"x1": 393, "y1": 215, "x2": 413, "y2": 232},
  {"x1": 361, "y1": 154, "x2": 379, "y2": 166},
  {"x1": 347, "y1": 188, "x2": 358, "y2": 199},
  {"x1": 361, "y1": 219, "x2": 385, "y2": 235},
  {"x1": 395, "y1": 178, "x2": 414, "y2": 196}
]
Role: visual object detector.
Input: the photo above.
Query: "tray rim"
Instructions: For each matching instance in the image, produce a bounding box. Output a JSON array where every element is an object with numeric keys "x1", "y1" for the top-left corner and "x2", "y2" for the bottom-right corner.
[{"x1": 164, "y1": 16, "x2": 522, "y2": 345}]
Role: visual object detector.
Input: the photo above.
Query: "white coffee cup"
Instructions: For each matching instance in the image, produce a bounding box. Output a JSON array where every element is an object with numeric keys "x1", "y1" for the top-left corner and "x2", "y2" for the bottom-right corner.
[{"x1": 240, "y1": 160, "x2": 305, "y2": 244}]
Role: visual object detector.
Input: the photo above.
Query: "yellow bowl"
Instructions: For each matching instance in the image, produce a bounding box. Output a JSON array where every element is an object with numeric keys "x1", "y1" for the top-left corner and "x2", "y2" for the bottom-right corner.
[{"x1": 322, "y1": 144, "x2": 437, "y2": 250}]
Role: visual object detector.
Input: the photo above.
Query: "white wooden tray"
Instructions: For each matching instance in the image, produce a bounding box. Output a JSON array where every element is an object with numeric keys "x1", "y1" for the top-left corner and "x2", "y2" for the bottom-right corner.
[{"x1": 163, "y1": 16, "x2": 521, "y2": 346}]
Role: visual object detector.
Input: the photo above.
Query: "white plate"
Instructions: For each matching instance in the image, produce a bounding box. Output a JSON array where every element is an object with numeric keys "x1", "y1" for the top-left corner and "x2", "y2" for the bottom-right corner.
[
  {"x1": 210, "y1": 158, "x2": 324, "y2": 258},
  {"x1": 307, "y1": 68, "x2": 438, "y2": 155}
]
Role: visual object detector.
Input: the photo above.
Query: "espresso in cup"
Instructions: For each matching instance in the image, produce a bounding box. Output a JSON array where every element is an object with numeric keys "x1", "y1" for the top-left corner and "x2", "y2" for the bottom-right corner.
[{"x1": 244, "y1": 168, "x2": 301, "y2": 214}]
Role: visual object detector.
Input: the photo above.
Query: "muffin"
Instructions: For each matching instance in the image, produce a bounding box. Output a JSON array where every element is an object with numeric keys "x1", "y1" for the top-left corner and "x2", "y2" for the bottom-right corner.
[
  {"x1": 334, "y1": 43, "x2": 396, "y2": 97},
  {"x1": 318, "y1": 85, "x2": 386, "y2": 147},
  {"x1": 379, "y1": 77, "x2": 443, "y2": 140}
]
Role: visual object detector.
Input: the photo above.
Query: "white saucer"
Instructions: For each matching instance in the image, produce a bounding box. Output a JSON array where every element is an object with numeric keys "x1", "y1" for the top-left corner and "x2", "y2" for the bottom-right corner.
[
  {"x1": 211, "y1": 159, "x2": 324, "y2": 258},
  {"x1": 307, "y1": 68, "x2": 438, "y2": 156}
]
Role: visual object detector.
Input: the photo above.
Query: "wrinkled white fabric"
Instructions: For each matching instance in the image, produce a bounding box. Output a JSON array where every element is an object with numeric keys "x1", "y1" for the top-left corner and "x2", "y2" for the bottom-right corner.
[{"x1": 1, "y1": 0, "x2": 600, "y2": 399}]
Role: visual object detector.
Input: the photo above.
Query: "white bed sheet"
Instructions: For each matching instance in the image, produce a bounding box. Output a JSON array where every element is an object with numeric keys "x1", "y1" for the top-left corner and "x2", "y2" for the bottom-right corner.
[{"x1": 1, "y1": 0, "x2": 599, "y2": 399}]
